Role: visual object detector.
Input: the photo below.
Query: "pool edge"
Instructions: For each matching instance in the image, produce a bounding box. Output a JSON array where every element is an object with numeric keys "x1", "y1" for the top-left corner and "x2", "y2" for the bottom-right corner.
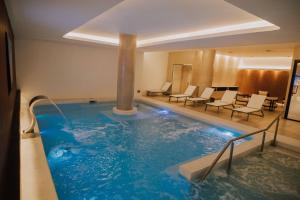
[{"x1": 20, "y1": 98, "x2": 58, "y2": 200}]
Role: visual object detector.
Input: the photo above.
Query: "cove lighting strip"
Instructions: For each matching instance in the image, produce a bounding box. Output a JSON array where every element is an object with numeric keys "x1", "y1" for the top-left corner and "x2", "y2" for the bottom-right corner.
[
  {"x1": 238, "y1": 66, "x2": 290, "y2": 70},
  {"x1": 137, "y1": 20, "x2": 279, "y2": 47},
  {"x1": 63, "y1": 32, "x2": 119, "y2": 46},
  {"x1": 63, "y1": 20, "x2": 279, "y2": 47}
]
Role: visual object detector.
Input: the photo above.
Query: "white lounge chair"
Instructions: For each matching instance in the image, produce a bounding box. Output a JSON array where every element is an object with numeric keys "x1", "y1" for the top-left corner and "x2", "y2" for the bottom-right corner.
[
  {"x1": 231, "y1": 94, "x2": 266, "y2": 120},
  {"x1": 147, "y1": 82, "x2": 172, "y2": 96},
  {"x1": 168, "y1": 85, "x2": 197, "y2": 102},
  {"x1": 184, "y1": 87, "x2": 215, "y2": 106},
  {"x1": 205, "y1": 90, "x2": 237, "y2": 111}
]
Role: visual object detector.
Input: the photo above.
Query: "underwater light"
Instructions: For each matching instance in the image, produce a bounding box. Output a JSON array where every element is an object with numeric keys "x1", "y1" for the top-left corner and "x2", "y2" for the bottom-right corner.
[
  {"x1": 158, "y1": 110, "x2": 169, "y2": 114},
  {"x1": 49, "y1": 146, "x2": 74, "y2": 160},
  {"x1": 223, "y1": 131, "x2": 235, "y2": 137}
]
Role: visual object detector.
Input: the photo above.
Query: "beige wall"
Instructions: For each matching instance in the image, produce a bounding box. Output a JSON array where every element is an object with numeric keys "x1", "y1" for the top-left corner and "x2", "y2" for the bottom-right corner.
[
  {"x1": 134, "y1": 50, "x2": 144, "y2": 96},
  {"x1": 197, "y1": 49, "x2": 215, "y2": 92},
  {"x1": 139, "y1": 52, "x2": 168, "y2": 93},
  {"x1": 16, "y1": 39, "x2": 144, "y2": 101},
  {"x1": 293, "y1": 47, "x2": 300, "y2": 59},
  {"x1": 212, "y1": 54, "x2": 240, "y2": 86},
  {"x1": 167, "y1": 51, "x2": 196, "y2": 82},
  {"x1": 213, "y1": 54, "x2": 293, "y2": 87},
  {"x1": 17, "y1": 39, "x2": 295, "y2": 102},
  {"x1": 167, "y1": 50, "x2": 215, "y2": 94},
  {"x1": 240, "y1": 57, "x2": 292, "y2": 68}
]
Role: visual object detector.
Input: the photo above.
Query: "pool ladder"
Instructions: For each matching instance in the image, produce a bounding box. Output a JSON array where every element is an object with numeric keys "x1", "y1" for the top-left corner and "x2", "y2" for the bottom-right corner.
[{"x1": 201, "y1": 113, "x2": 281, "y2": 181}]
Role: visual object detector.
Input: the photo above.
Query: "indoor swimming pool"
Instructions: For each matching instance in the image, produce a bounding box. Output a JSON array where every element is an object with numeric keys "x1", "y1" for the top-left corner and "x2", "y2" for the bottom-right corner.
[{"x1": 35, "y1": 102, "x2": 247, "y2": 200}]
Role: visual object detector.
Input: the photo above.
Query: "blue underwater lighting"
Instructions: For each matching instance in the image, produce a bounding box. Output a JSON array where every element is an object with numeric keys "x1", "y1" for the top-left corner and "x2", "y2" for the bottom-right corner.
[
  {"x1": 157, "y1": 109, "x2": 170, "y2": 114},
  {"x1": 35, "y1": 102, "x2": 246, "y2": 200}
]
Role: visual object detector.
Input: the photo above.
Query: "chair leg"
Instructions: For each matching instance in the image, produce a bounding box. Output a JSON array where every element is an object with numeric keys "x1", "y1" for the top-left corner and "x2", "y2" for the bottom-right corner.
[
  {"x1": 169, "y1": 96, "x2": 171, "y2": 102},
  {"x1": 231, "y1": 110, "x2": 234, "y2": 118},
  {"x1": 205, "y1": 104, "x2": 208, "y2": 111},
  {"x1": 261, "y1": 110, "x2": 264, "y2": 117},
  {"x1": 184, "y1": 99, "x2": 187, "y2": 106},
  {"x1": 217, "y1": 106, "x2": 220, "y2": 112}
]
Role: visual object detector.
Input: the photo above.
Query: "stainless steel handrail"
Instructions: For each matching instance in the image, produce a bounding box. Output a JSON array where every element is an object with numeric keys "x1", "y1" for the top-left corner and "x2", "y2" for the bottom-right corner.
[
  {"x1": 23, "y1": 95, "x2": 69, "y2": 134},
  {"x1": 200, "y1": 113, "x2": 281, "y2": 181},
  {"x1": 23, "y1": 95, "x2": 50, "y2": 134}
]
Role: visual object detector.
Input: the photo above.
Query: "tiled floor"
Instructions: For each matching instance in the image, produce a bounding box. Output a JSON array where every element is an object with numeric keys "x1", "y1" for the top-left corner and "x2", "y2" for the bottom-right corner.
[{"x1": 145, "y1": 95, "x2": 300, "y2": 141}]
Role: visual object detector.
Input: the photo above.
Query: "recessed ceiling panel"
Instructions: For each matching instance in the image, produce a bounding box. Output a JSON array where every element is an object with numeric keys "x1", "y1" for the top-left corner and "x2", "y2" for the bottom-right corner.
[{"x1": 65, "y1": 0, "x2": 279, "y2": 47}]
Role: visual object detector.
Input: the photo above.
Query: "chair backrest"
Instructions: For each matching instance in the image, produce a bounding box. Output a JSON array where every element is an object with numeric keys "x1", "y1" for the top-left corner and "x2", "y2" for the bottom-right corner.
[
  {"x1": 247, "y1": 94, "x2": 267, "y2": 109},
  {"x1": 200, "y1": 88, "x2": 215, "y2": 99},
  {"x1": 221, "y1": 90, "x2": 237, "y2": 103},
  {"x1": 184, "y1": 85, "x2": 197, "y2": 96},
  {"x1": 258, "y1": 90, "x2": 268, "y2": 96},
  {"x1": 161, "y1": 82, "x2": 172, "y2": 91}
]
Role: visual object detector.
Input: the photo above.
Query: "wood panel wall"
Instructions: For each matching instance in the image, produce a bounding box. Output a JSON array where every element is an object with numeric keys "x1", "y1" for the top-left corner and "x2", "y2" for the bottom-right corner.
[
  {"x1": 236, "y1": 69, "x2": 289, "y2": 101},
  {"x1": 0, "y1": 0, "x2": 18, "y2": 198}
]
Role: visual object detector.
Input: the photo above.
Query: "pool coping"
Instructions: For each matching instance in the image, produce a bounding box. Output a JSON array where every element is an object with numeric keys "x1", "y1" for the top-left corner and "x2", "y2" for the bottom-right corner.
[
  {"x1": 20, "y1": 101, "x2": 58, "y2": 200},
  {"x1": 20, "y1": 96, "x2": 300, "y2": 199}
]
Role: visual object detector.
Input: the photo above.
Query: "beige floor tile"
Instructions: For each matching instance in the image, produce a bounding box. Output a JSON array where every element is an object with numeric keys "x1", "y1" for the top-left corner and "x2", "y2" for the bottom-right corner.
[{"x1": 146, "y1": 95, "x2": 300, "y2": 140}]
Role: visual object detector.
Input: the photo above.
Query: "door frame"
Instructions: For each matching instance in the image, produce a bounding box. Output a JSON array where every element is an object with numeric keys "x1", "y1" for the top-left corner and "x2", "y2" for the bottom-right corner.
[{"x1": 284, "y1": 59, "x2": 300, "y2": 122}]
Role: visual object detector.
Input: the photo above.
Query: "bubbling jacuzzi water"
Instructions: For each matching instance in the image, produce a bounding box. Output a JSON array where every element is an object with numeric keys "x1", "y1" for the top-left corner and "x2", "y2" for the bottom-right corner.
[
  {"x1": 194, "y1": 147, "x2": 300, "y2": 200},
  {"x1": 35, "y1": 102, "x2": 247, "y2": 200}
]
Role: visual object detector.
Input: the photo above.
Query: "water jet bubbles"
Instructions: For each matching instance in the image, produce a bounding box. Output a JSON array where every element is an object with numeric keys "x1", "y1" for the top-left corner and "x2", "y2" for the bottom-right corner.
[{"x1": 48, "y1": 145, "x2": 75, "y2": 161}]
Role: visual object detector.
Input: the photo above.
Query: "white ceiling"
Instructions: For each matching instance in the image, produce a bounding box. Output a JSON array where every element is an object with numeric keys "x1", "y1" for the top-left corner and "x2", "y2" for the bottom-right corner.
[
  {"x1": 74, "y1": 0, "x2": 261, "y2": 39},
  {"x1": 5, "y1": 0, "x2": 300, "y2": 51},
  {"x1": 140, "y1": 0, "x2": 300, "y2": 51},
  {"x1": 66, "y1": 0, "x2": 280, "y2": 47},
  {"x1": 4, "y1": 0, "x2": 123, "y2": 40},
  {"x1": 216, "y1": 43, "x2": 296, "y2": 57}
]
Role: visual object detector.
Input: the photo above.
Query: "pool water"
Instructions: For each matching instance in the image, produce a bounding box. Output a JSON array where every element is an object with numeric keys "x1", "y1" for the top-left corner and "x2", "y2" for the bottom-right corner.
[
  {"x1": 194, "y1": 147, "x2": 300, "y2": 200},
  {"x1": 35, "y1": 102, "x2": 246, "y2": 200}
]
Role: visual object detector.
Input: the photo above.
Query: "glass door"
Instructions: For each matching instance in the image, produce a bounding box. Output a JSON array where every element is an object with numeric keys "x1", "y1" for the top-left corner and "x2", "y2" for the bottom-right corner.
[{"x1": 286, "y1": 60, "x2": 300, "y2": 121}]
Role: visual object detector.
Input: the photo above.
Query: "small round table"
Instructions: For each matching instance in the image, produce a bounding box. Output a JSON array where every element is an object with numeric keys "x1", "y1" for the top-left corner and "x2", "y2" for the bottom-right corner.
[{"x1": 265, "y1": 97, "x2": 279, "y2": 111}]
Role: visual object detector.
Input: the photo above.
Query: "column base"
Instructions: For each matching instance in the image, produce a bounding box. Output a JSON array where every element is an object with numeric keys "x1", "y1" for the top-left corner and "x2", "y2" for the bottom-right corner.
[{"x1": 112, "y1": 106, "x2": 138, "y2": 115}]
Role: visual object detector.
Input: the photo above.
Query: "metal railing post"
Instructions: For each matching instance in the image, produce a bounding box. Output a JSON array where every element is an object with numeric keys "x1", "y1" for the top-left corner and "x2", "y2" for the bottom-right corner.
[
  {"x1": 200, "y1": 113, "x2": 281, "y2": 182},
  {"x1": 272, "y1": 117, "x2": 280, "y2": 146},
  {"x1": 260, "y1": 131, "x2": 266, "y2": 152},
  {"x1": 227, "y1": 142, "x2": 234, "y2": 172}
]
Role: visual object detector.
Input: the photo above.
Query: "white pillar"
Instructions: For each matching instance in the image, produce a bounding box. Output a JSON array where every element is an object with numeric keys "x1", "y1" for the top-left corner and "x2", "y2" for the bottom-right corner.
[{"x1": 113, "y1": 34, "x2": 137, "y2": 115}]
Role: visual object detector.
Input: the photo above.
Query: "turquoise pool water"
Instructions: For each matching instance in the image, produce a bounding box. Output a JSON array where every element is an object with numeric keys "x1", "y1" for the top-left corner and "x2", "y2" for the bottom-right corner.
[
  {"x1": 195, "y1": 147, "x2": 300, "y2": 200},
  {"x1": 35, "y1": 102, "x2": 246, "y2": 200}
]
